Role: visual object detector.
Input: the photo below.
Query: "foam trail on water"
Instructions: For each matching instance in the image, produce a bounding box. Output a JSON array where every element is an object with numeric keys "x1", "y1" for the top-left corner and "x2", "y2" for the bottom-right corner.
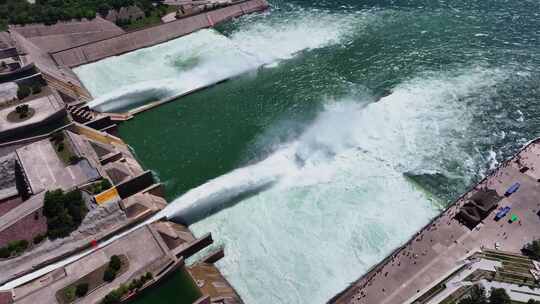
[
  {"x1": 75, "y1": 10, "x2": 359, "y2": 112},
  {"x1": 162, "y1": 145, "x2": 299, "y2": 224}
]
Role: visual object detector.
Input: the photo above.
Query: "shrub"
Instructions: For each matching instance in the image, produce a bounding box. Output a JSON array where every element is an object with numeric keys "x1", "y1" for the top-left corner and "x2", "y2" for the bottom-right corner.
[
  {"x1": 90, "y1": 179, "x2": 113, "y2": 194},
  {"x1": 15, "y1": 104, "x2": 29, "y2": 115},
  {"x1": 144, "y1": 272, "x2": 153, "y2": 281},
  {"x1": 524, "y1": 239, "x2": 540, "y2": 260},
  {"x1": 16, "y1": 85, "x2": 31, "y2": 100},
  {"x1": 0, "y1": 247, "x2": 10, "y2": 258},
  {"x1": 489, "y1": 288, "x2": 511, "y2": 304},
  {"x1": 129, "y1": 278, "x2": 142, "y2": 291},
  {"x1": 31, "y1": 83, "x2": 41, "y2": 94},
  {"x1": 101, "y1": 289, "x2": 122, "y2": 304},
  {"x1": 101, "y1": 179, "x2": 112, "y2": 191},
  {"x1": 109, "y1": 255, "x2": 122, "y2": 271},
  {"x1": 117, "y1": 284, "x2": 129, "y2": 296},
  {"x1": 33, "y1": 234, "x2": 46, "y2": 244},
  {"x1": 458, "y1": 285, "x2": 487, "y2": 304},
  {"x1": 75, "y1": 282, "x2": 89, "y2": 297},
  {"x1": 7, "y1": 240, "x2": 28, "y2": 254},
  {"x1": 64, "y1": 286, "x2": 76, "y2": 302},
  {"x1": 103, "y1": 267, "x2": 116, "y2": 282}
]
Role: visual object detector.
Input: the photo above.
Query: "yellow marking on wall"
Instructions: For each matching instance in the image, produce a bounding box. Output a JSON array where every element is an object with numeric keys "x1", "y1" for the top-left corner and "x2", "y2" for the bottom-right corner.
[{"x1": 95, "y1": 187, "x2": 120, "y2": 205}]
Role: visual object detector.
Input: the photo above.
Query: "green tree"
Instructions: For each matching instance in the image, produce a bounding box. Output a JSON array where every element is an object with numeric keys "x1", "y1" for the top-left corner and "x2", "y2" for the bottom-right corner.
[
  {"x1": 0, "y1": 247, "x2": 10, "y2": 258},
  {"x1": 75, "y1": 282, "x2": 89, "y2": 297},
  {"x1": 43, "y1": 189, "x2": 65, "y2": 218},
  {"x1": 15, "y1": 104, "x2": 30, "y2": 118},
  {"x1": 489, "y1": 288, "x2": 511, "y2": 304},
  {"x1": 101, "y1": 289, "x2": 122, "y2": 304},
  {"x1": 524, "y1": 239, "x2": 540, "y2": 260},
  {"x1": 44, "y1": 189, "x2": 88, "y2": 239},
  {"x1": 33, "y1": 234, "x2": 46, "y2": 244},
  {"x1": 103, "y1": 267, "x2": 117, "y2": 282},
  {"x1": 31, "y1": 83, "x2": 41, "y2": 94},
  {"x1": 64, "y1": 286, "x2": 76, "y2": 302},
  {"x1": 459, "y1": 285, "x2": 487, "y2": 304},
  {"x1": 109, "y1": 255, "x2": 122, "y2": 271},
  {"x1": 16, "y1": 85, "x2": 31, "y2": 100}
]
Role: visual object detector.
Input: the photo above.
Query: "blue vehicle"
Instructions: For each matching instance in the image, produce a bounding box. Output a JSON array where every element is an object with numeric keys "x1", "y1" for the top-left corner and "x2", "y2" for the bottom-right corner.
[
  {"x1": 495, "y1": 206, "x2": 511, "y2": 221},
  {"x1": 505, "y1": 182, "x2": 520, "y2": 196}
]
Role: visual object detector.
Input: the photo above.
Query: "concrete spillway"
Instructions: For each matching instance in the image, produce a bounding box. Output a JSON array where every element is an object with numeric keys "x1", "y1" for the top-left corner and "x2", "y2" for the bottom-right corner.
[{"x1": 75, "y1": 8, "x2": 354, "y2": 112}]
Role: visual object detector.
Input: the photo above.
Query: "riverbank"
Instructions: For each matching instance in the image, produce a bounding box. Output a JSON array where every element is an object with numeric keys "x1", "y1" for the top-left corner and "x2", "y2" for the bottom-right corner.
[{"x1": 330, "y1": 138, "x2": 540, "y2": 304}]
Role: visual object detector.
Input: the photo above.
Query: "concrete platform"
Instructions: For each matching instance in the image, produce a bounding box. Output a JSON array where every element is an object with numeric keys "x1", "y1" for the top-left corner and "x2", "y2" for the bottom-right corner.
[
  {"x1": 12, "y1": 225, "x2": 170, "y2": 304},
  {"x1": 16, "y1": 137, "x2": 100, "y2": 193},
  {"x1": 0, "y1": 94, "x2": 66, "y2": 141}
]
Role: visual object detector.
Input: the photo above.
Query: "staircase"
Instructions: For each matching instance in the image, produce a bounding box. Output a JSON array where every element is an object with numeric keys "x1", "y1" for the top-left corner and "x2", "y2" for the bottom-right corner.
[{"x1": 67, "y1": 103, "x2": 97, "y2": 123}]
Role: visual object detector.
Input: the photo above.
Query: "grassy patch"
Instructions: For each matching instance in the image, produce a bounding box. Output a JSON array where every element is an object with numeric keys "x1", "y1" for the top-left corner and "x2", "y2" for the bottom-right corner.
[
  {"x1": 50, "y1": 132, "x2": 79, "y2": 165},
  {"x1": 120, "y1": 10, "x2": 162, "y2": 31},
  {"x1": 56, "y1": 255, "x2": 129, "y2": 304}
]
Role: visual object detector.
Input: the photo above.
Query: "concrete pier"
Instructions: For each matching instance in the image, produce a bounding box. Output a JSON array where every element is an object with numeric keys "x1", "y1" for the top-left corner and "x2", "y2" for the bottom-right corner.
[
  {"x1": 51, "y1": 0, "x2": 269, "y2": 67},
  {"x1": 330, "y1": 139, "x2": 540, "y2": 304}
]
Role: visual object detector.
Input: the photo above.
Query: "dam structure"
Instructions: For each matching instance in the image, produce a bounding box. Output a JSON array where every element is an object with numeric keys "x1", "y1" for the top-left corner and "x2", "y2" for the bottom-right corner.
[
  {"x1": 2, "y1": 0, "x2": 540, "y2": 303},
  {"x1": 50, "y1": 0, "x2": 269, "y2": 67}
]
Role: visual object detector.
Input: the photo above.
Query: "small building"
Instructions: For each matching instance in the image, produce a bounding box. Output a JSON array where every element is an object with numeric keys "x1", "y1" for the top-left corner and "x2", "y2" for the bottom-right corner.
[{"x1": 456, "y1": 189, "x2": 501, "y2": 228}]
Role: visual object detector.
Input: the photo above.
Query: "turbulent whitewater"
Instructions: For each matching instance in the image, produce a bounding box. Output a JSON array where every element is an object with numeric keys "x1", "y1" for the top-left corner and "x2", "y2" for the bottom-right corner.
[{"x1": 74, "y1": 10, "x2": 357, "y2": 112}]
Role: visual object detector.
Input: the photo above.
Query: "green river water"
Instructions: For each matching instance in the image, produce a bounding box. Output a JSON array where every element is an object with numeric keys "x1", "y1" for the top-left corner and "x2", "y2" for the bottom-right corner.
[{"x1": 73, "y1": 0, "x2": 540, "y2": 302}]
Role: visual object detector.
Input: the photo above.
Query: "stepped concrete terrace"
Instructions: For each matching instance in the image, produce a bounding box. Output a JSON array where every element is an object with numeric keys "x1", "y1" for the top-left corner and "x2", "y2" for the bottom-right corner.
[
  {"x1": 9, "y1": 220, "x2": 198, "y2": 304},
  {"x1": 0, "y1": 125, "x2": 166, "y2": 285},
  {"x1": 0, "y1": 122, "x2": 243, "y2": 304},
  {"x1": 330, "y1": 138, "x2": 540, "y2": 304}
]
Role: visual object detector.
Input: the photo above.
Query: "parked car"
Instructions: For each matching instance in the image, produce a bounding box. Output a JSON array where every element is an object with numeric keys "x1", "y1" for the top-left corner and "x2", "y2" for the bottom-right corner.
[
  {"x1": 505, "y1": 182, "x2": 520, "y2": 196},
  {"x1": 495, "y1": 206, "x2": 511, "y2": 221}
]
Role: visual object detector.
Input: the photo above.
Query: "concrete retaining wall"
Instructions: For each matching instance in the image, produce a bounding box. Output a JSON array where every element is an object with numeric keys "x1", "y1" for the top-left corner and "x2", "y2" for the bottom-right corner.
[
  {"x1": 116, "y1": 171, "x2": 155, "y2": 199},
  {"x1": 51, "y1": 0, "x2": 269, "y2": 67},
  {"x1": 0, "y1": 64, "x2": 38, "y2": 83},
  {"x1": 0, "y1": 47, "x2": 18, "y2": 59}
]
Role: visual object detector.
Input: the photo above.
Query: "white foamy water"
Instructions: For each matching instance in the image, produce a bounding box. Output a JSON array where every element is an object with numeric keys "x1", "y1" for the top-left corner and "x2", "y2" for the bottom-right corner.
[
  {"x1": 166, "y1": 68, "x2": 503, "y2": 304},
  {"x1": 74, "y1": 11, "x2": 358, "y2": 112}
]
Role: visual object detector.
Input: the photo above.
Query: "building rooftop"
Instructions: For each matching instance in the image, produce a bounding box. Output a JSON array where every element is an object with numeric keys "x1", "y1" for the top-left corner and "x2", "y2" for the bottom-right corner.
[
  {"x1": 15, "y1": 135, "x2": 100, "y2": 194},
  {"x1": 9, "y1": 17, "x2": 124, "y2": 53}
]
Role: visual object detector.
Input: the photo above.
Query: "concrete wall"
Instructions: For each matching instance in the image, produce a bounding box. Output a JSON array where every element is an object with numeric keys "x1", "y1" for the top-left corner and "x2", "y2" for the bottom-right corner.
[
  {"x1": 0, "y1": 64, "x2": 38, "y2": 83},
  {"x1": 116, "y1": 170, "x2": 155, "y2": 199},
  {"x1": 69, "y1": 122, "x2": 126, "y2": 146},
  {"x1": 0, "y1": 47, "x2": 18, "y2": 59},
  {"x1": 9, "y1": 30, "x2": 92, "y2": 100},
  {"x1": 0, "y1": 108, "x2": 67, "y2": 142},
  {"x1": 51, "y1": 0, "x2": 269, "y2": 67}
]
